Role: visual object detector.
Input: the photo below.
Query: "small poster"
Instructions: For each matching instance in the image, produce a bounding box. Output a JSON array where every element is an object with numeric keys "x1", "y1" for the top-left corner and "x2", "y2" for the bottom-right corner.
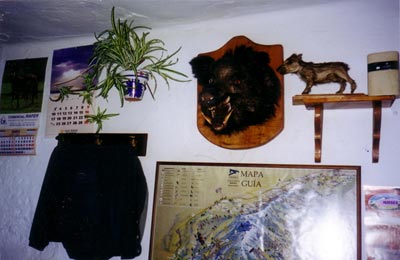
[
  {"x1": 0, "y1": 57, "x2": 47, "y2": 128},
  {"x1": 0, "y1": 57, "x2": 47, "y2": 114},
  {"x1": 364, "y1": 186, "x2": 400, "y2": 260},
  {"x1": 46, "y1": 45, "x2": 95, "y2": 137}
]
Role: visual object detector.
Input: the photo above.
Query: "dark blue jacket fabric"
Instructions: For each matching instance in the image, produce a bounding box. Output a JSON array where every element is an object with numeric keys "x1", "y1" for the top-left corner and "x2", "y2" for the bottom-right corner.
[{"x1": 29, "y1": 141, "x2": 148, "y2": 260}]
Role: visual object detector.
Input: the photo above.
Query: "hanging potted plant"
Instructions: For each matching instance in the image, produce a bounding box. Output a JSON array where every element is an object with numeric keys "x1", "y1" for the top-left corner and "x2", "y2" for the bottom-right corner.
[
  {"x1": 49, "y1": 7, "x2": 188, "y2": 133},
  {"x1": 88, "y1": 6, "x2": 189, "y2": 106}
]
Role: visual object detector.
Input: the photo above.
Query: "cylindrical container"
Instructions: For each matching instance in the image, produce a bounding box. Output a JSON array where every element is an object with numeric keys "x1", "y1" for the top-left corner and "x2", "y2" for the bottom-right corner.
[
  {"x1": 123, "y1": 70, "x2": 149, "y2": 101},
  {"x1": 368, "y1": 51, "x2": 399, "y2": 96}
]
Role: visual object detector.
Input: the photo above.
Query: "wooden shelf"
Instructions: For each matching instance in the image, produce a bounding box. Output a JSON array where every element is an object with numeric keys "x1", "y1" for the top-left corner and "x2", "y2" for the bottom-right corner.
[{"x1": 292, "y1": 93, "x2": 396, "y2": 163}]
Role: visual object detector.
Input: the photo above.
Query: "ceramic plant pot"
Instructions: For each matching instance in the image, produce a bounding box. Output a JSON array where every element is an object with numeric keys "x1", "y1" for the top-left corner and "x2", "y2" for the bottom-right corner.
[{"x1": 124, "y1": 71, "x2": 149, "y2": 101}]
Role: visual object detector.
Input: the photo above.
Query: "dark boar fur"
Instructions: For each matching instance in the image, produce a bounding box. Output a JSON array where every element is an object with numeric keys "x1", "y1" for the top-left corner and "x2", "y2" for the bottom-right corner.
[
  {"x1": 190, "y1": 45, "x2": 281, "y2": 134},
  {"x1": 277, "y1": 53, "x2": 356, "y2": 94}
]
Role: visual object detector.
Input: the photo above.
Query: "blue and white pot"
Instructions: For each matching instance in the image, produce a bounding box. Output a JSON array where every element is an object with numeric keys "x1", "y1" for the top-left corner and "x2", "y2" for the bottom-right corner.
[{"x1": 123, "y1": 71, "x2": 149, "y2": 101}]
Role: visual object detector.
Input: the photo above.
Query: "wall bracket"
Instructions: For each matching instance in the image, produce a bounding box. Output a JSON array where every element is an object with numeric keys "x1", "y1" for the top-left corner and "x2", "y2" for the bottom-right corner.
[{"x1": 293, "y1": 93, "x2": 396, "y2": 163}]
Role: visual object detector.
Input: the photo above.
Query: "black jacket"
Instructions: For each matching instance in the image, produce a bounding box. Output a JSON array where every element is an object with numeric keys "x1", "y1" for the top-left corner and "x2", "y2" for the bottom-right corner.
[{"x1": 29, "y1": 142, "x2": 148, "y2": 260}]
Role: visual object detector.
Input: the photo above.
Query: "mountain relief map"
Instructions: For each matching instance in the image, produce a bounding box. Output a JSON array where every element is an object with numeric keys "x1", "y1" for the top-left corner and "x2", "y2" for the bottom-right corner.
[{"x1": 150, "y1": 163, "x2": 359, "y2": 260}]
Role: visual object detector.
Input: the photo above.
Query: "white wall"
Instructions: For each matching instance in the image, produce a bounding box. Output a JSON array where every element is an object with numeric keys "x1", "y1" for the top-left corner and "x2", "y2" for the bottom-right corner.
[{"x1": 0, "y1": 0, "x2": 399, "y2": 259}]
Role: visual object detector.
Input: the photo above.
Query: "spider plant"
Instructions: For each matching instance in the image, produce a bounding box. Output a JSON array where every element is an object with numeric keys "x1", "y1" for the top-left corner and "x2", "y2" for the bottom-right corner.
[
  {"x1": 85, "y1": 106, "x2": 119, "y2": 134},
  {"x1": 49, "y1": 7, "x2": 188, "y2": 133},
  {"x1": 89, "y1": 6, "x2": 189, "y2": 106}
]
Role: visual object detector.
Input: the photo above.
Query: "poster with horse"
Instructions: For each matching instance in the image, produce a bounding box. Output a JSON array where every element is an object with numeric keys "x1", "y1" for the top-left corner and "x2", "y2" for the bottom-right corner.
[
  {"x1": 0, "y1": 57, "x2": 47, "y2": 155},
  {"x1": 0, "y1": 57, "x2": 47, "y2": 114}
]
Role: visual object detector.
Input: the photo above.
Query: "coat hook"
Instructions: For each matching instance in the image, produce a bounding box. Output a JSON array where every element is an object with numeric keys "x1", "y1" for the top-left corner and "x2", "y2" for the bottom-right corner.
[
  {"x1": 95, "y1": 135, "x2": 102, "y2": 145},
  {"x1": 129, "y1": 136, "x2": 137, "y2": 148}
]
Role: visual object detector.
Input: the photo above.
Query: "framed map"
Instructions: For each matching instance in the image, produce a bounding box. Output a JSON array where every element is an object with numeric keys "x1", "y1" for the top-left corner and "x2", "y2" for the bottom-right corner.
[{"x1": 150, "y1": 162, "x2": 361, "y2": 260}]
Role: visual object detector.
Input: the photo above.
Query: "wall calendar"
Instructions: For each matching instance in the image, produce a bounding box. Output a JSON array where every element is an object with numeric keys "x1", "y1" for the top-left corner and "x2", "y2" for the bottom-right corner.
[{"x1": 0, "y1": 128, "x2": 37, "y2": 155}]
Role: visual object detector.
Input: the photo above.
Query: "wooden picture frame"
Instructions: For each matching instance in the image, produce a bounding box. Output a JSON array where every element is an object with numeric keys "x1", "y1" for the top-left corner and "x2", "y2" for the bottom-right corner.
[{"x1": 149, "y1": 162, "x2": 361, "y2": 260}]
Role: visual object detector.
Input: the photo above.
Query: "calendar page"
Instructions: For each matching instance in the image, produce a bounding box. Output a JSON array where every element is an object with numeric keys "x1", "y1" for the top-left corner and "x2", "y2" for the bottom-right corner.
[
  {"x1": 45, "y1": 45, "x2": 96, "y2": 137},
  {"x1": 0, "y1": 128, "x2": 38, "y2": 155},
  {"x1": 45, "y1": 94, "x2": 95, "y2": 136}
]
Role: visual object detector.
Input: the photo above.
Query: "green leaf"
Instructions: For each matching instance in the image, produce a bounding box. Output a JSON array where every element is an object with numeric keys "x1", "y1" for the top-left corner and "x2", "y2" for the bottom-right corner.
[{"x1": 85, "y1": 106, "x2": 119, "y2": 134}]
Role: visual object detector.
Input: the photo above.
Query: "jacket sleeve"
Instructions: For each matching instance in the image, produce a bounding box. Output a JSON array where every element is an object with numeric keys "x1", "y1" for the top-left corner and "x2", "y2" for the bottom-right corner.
[
  {"x1": 134, "y1": 155, "x2": 148, "y2": 240},
  {"x1": 119, "y1": 147, "x2": 149, "y2": 258},
  {"x1": 29, "y1": 147, "x2": 62, "y2": 250}
]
